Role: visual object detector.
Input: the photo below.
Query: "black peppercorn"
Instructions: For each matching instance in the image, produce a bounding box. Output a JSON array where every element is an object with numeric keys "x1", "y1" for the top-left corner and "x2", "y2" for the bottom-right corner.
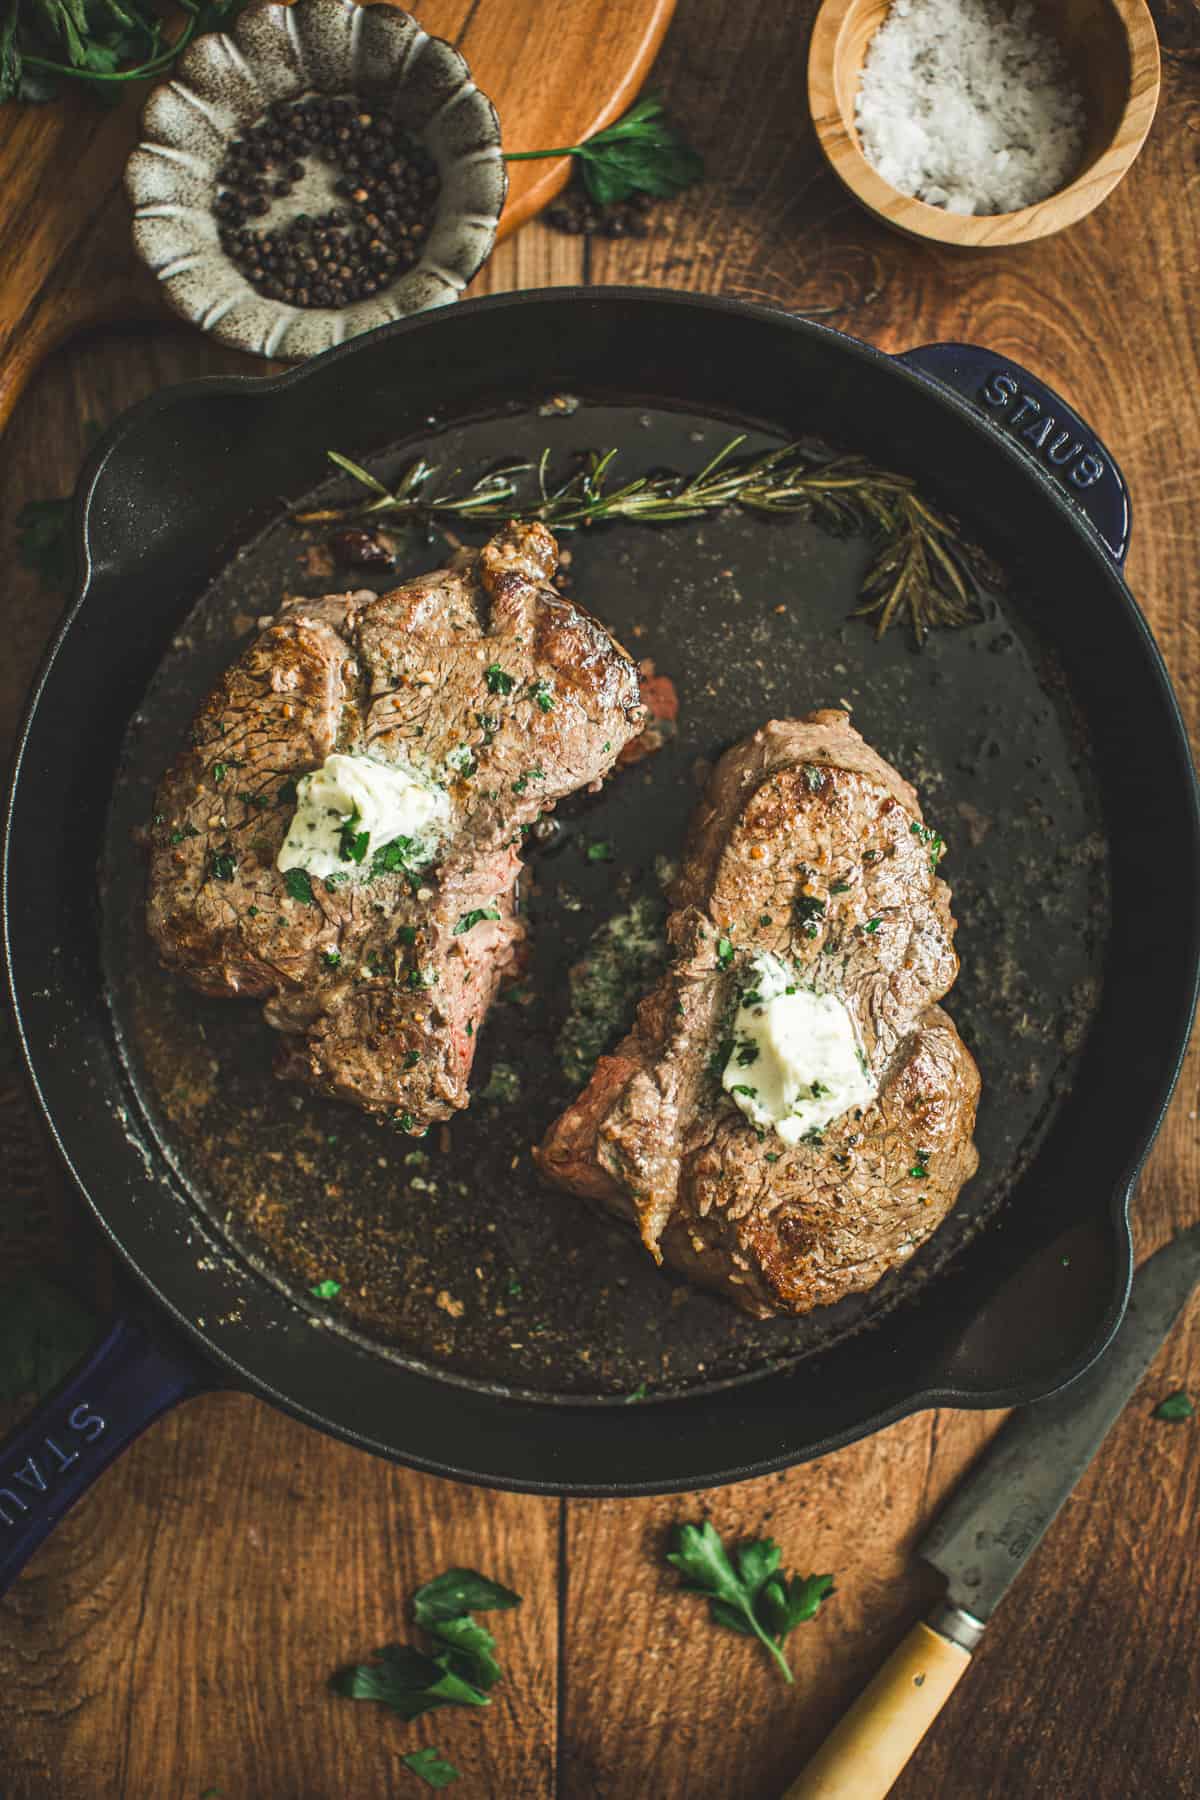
[{"x1": 212, "y1": 92, "x2": 439, "y2": 310}]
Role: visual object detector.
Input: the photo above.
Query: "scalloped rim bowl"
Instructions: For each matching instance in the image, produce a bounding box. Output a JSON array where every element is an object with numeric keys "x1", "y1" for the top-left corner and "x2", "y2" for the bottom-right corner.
[{"x1": 125, "y1": 0, "x2": 507, "y2": 359}]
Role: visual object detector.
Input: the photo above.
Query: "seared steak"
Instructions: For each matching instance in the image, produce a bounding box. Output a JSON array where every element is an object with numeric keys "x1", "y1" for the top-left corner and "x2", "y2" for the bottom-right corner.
[
  {"x1": 147, "y1": 522, "x2": 643, "y2": 1124},
  {"x1": 536, "y1": 713, "x2": 980, "y2": 1317}
]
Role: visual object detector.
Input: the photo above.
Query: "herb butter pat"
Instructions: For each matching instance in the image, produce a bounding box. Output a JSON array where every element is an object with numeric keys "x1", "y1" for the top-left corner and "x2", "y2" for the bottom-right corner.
[
  {"x1": 277, "y1": 753, "x2": 449, "y2": 882},
  {"x1": 722, "y1": 952, "x2": 875, "y2": 1144}
]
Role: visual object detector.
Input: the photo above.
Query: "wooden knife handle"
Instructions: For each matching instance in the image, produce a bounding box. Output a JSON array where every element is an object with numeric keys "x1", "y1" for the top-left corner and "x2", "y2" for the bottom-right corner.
[{"x1": 783, "y1": 1621, "x2": 971, "y2": 1800}]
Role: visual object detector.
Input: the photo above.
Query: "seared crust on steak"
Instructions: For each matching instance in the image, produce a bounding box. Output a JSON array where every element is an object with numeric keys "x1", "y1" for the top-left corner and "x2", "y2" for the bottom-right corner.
[
  {"x1": 535, "y1": 712, "x2": 980, "y2": 1318},
  {"x1": 146, "y1": 523, "x2": 643, "y2": 1123}
]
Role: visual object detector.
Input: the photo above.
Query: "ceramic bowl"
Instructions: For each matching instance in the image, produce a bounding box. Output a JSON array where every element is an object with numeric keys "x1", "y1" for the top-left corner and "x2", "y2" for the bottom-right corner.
[
  {"x1": 807, "y1": 0, "x2": 1160, "y2": 247},
  {"x1": 125, "y1": 0, "x2": 507, "y2": 358}
]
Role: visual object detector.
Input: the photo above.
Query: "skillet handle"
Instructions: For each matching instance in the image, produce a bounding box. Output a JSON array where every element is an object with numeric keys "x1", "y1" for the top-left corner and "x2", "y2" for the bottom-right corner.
[
  {"x1": 897, "y1": 343, "x2": 1131, "y2": 564},
  {"x1": 0, "y1": 1314, "x2": 205, "y2": 1597}
]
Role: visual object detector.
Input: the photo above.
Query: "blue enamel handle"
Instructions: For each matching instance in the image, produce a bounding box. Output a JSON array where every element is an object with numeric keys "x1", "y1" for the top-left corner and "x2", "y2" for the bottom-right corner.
[
  {"x1": 898, "y1": 342, "x2": 1131, "y2": 563},
  {"x1": 0, "y1": 1316, "x2": 205, "y2": 1597}
]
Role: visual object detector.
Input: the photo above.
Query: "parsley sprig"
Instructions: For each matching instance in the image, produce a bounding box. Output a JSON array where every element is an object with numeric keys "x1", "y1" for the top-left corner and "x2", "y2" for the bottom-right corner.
[
  {"x1": 503, "y1": 92, "x2": 702, "y2": 204},
  {"x1": 667, "y1": 1521, "x2": 834, "y2": 1684},
  {"x1": 331, "y1": 1567, "x2": 521, "y2": 1722},
  {"x1": 1, "y1": 0, "x2": 251, "y2": 104}
]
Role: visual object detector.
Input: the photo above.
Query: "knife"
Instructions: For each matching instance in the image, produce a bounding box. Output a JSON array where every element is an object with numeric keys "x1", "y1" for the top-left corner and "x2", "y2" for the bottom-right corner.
[{"x1": 785, "y1": 1222, "x2": 1200, "y2": 1800}]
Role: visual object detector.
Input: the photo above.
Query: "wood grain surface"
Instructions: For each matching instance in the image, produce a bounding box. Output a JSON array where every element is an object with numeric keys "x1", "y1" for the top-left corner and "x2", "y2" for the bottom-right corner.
[
  {"x1": 0, "y1": 0, "x2": 675, "y2": 434},
  {"x1": 3, "y1": 1, "x2": 1200, "y2": 1795}
]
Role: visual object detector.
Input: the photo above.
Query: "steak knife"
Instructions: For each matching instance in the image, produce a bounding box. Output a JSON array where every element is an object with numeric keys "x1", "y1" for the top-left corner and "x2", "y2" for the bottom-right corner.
[{"x1": 785, "y1": 1222, "x2": 1200, "y2": 1800}]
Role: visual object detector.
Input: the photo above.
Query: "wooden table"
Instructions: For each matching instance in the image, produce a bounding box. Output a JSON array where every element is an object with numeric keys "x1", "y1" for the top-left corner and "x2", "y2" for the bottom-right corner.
[{"x1": 3, "y1": 3, "x2": 1199, "y2": 1794}]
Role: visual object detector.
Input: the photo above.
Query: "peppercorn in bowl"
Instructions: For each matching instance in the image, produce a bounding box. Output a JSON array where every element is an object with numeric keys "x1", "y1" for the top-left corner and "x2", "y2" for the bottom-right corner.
[{"x1": 125, "y1": 0, "x2": 506, "y2": 359}]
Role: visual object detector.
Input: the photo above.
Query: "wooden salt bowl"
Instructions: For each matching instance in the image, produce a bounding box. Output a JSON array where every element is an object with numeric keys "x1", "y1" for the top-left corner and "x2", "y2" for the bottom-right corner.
[{"x1": 807, "y1": 0, "x2": 1161, "y2": 247}]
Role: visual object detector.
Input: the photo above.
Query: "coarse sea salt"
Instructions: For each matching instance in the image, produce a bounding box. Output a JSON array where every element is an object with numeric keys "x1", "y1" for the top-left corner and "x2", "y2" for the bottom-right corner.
[{"x1": 855, "y1": 0, "x2": 1087, "y2": 216}]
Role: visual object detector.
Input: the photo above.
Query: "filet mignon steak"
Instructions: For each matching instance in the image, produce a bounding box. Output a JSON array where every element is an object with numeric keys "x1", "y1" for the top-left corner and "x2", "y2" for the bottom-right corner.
[
  {"x1": 146, "y1": 523, "x2": 643, "y2": 1125},
  {"x1": 535, "y1": 713, "x2": 981, "y2": 1318}
]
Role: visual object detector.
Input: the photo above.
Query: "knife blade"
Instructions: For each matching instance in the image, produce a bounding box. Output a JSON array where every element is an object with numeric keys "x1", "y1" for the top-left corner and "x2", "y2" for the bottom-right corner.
[
  {"x1": 786, "y1": 1223, "x2": 1200, "y2": 1800},
  {"x1": 921, "y1": 1219, "x2": 1200, "y2": 1646}
]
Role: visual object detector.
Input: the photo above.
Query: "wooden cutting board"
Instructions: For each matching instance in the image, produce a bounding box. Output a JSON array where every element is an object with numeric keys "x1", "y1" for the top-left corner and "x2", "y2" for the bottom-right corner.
[{"x1": 0, "y1": 0, "x2": 674, "y2": 434}]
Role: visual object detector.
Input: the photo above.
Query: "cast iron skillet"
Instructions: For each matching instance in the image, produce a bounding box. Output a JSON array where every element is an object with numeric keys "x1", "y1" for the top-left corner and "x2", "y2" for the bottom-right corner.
[{"x1": 2, "y1": 290, "x2": 1197, "y2": 1593}]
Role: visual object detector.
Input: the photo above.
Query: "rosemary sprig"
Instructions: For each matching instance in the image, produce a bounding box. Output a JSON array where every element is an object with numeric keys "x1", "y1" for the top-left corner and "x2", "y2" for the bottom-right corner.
[
  {"x1": 295, "y1": 437, "x2": 994, "y2": 642},
  {"x1": 503, "y1": 92, "x2": 703, "y2": 204}
]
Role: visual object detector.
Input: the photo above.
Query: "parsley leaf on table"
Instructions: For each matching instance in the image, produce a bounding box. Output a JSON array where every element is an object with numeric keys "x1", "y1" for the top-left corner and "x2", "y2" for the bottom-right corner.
[
  {"x1": 1154, "y1": 1390, "x2": 1194, "y2": 1422},
  {"x1": 331, "y1": 1644, "x2": 488, "y2": 1722},
  {"x1": 16, "y1": 496, "x2": 73, "y2": 591},
  {"x1": 402, "y1": 1748, "x2": 460, "y2": 1789},
  {"x1": 504, "y1": 92, "x2": 703, "y2": 207},
  {"x1": 0, "y1": 1273, "x2": 96, "y2": 1402},
  {"x1": 332, "y1": 1566, "x2": 521, "y2": 1724},
  {"x1": 666, "y1": 1521, "x2": 834, "y2": 1684}
]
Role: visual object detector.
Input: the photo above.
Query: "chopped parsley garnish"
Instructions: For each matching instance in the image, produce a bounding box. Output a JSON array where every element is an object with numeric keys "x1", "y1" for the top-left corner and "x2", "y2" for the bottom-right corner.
[
  {"x1": 310, "y1": 1279, "x2": 341, "y2": 1300},
  {"x1": 1154, "y1": 1391, "x2": 1194, "y2": 1422},
  {"x1": 211, "y1": 761, "x2": 228, "y2": 783},
  {"x1": 398, "y1": 924, "x2": 417, "y2": 944},
  {"x1": 742, "y1": 989, "x2": 763, "y2": 1006},
  {"x1": 864, "y1": 917, "x2": 881, "y2": 934},
  {"x1": 830, "y1": 880, "x2": 852, "y2": 895},
  {"x1": 909, "y1": 1161, "x2": 929, "y2": 1179},
  {"x1": 511, "y1": 766, "x2": 545, "y2": 794},
  {"x1": 238, "y1": 790, "x2": 271, "y2": 810},
  {"x1": 408, "y1": 968, "x2": 435, "y2": 990},
  {"x1": 758, "y1": 913, "x2": 773, "y2": 926},
  {"x1": 372, "y1": 836, "x2": 419, "y2": 877},
  {"x1": 666, "y1": 1521, "x2": 834, "y2": 1685},
  {"x1": 485, "y1": 663, "x2": 515, "y2": 695},
  {"x1": 210, "y1": 851, "x2": 237, "y2": 882},
  {"x1": 169, "y1": 823, "x2": 199, "y2": 844},
  {"x1": 278, "y1": 779, "x2": 298, "y2": 805},
  {"x1": 532, "y1": 680, "x2": 555, "y2": 712},
  {"x1": 446, "y1": 745, "x2": 476, "y2": 779},
  {"x1": 793, "y1": 894, "x2": 826, "y2": 928},
  {"x1": 586, "y1": 840, "x2": 615, "y2": 863},
  {"x1": 284, "y1": 868, "x2": 314, "y2": 905},
  {"x1": 810, "y1": 1080, "x2": 830, "y2": 1098},
  {"x1": 475, "y1": 711, "x2": 501, "y2": 743},
  {"x1": 735, "y1": 1041, "x2": 759, "y2": 1067},
  {"x1": 731, "y1": 1084, "x2": 758, "y2": 1098},
  {"x1": 802, "y1": 766, "x2": 824, "y2": 792},
  {"x1": 716, "y1": 936, "x2": 735, "y2": 968},
  {"x1": 404, "y1": 1050, "x2": 422, "y2": 1069},
  {"x1": 340, "y1": 815, "x2": 370, "y2": 863},
  {"x1": 397, "y1": 1112, "x2": 417, "y2": 1132},
  {"x1": 401, "y1": 1749, "x2": 460, "y2": 1789},
  {"x1": 801, "y1": 1126, "x2": 825, "y2": 1146},
  {"x1": 454, "y1": 907, "x2": 501, "y2": 935},
  {"x1": 764, "y1": 1152, "x2": 781, "y2": 1163},
  {"x1": 911, "y1": 819, "x2": 946, "y2": 872},
  {"x1": 322, "y1": 949, "x2": 342, "y2": 968}
]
